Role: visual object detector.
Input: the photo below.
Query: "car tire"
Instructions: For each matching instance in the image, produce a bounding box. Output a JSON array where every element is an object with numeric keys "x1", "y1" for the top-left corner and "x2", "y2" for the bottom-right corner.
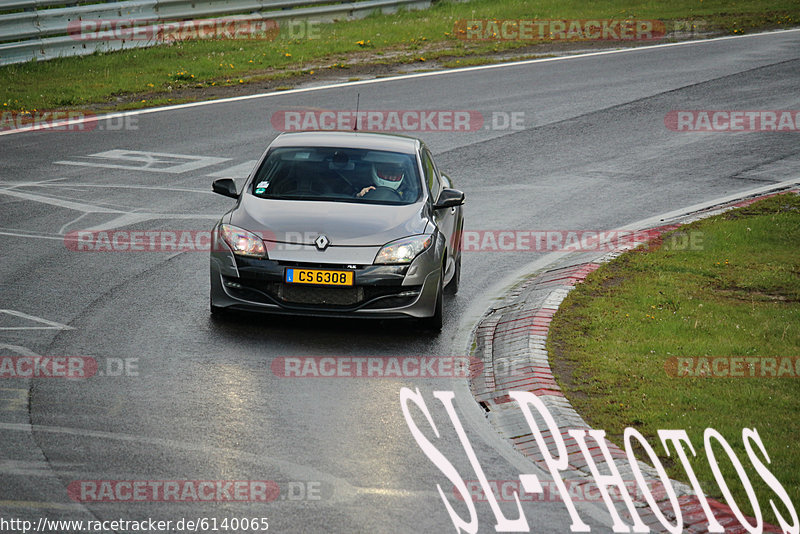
[
  {"x1": 445, "y1": 252, "x2": 460, "y2": 295},
  {"x1": 421, "y1": 270, "x2": 443, "y2": 331}
]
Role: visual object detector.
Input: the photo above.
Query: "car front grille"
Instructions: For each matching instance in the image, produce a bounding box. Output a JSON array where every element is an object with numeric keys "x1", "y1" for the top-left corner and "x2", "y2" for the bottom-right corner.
[
  {"x1": 224, "y1": 277, "x2": 420, "y2": 310},
  {"x1": 280, "y1": 284, "x2": 363, "y2": 306}
]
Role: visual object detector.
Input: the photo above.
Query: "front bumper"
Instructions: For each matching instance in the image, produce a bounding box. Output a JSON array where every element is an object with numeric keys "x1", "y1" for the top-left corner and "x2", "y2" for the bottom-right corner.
[{"x1": 210, "y1": 242, "x2": 441, "y2": 319}]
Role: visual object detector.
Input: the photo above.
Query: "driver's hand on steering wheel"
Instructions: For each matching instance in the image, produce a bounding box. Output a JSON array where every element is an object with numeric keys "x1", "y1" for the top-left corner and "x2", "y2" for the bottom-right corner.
[{"x1": 357, "y1": 186, "x2": 375, "y2": 197}]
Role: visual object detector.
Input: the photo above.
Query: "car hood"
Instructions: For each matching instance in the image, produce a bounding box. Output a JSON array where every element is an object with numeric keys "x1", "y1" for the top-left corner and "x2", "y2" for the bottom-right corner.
[{"x1": 229, "y1": 194, "x2": 430, "y2": 247}]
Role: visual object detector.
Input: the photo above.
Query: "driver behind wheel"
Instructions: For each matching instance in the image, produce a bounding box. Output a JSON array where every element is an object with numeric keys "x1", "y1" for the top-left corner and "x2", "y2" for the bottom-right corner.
[{"x1": 356, "y1": 162, "x2": 407, "y2": 198}]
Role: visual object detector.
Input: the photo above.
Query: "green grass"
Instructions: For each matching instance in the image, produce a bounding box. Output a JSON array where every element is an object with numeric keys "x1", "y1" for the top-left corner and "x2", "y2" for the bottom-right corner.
[
  {"x1": 2, "y1": 0, "x2": 799, "y2": 112},
  {"x1": 547, "y1": 194, "x2": 800, "y2": 527}
]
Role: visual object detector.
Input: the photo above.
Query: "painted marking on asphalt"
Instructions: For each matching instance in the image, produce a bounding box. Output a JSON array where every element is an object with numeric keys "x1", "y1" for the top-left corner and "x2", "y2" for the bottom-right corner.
[
  {"x1": 0, "y1": 29, "x2": 797, "y2": 137},
  {"x1": 0, "y1": 460, "x2": 52, "y2": 476},
  {"x1": 0, "y1": 388, "x2": 28, "y2": 412},
  {"x1": 0, "y1": 422, "x2": 441, "y2": 505},
  {"x1": 207, "y1": 160, "x2": 258, "y2": 179},
  {"x1": 2, "y1": 150, "x2": 237, "y2": 235},
  {"x1": 0, "y1": 182, "x2": 214, "y2": 195},
  {"x1": 0, "y1": 175, "x2": 221, "y2": 233},
  {"x1": 0, "y1": 459, "x2": 87, "y2": 478},
  {"x1": 0, "y1": 500, "x2": 84, "y2": 511},
  {"x1": 71, "y1": 213, "x2": 220, "y2": 235},
  {"x1": 59, "y1": 212, "x2": 91, "y2": 235},
  {"x1": 55, "y1": 150, "x2": 229, "y2": 174},
  {"x1": 0, "y1": 344, "x2": 39, "y2": 356},
  {"x1": 0, "y1": 347, "x2": 36, "y2": 412},
  {"x1": 0, "y1": 223, "x2": 208, "y2": 244},
  {"x1": 0, "y1": 310, "x2": 74, "y2": 331},
  {"x1": 0, "y1": 188, "x2": 123, "y2": 213},
  {"x1": 0, "y1": 177, "x2": 67, "y2": 192}
]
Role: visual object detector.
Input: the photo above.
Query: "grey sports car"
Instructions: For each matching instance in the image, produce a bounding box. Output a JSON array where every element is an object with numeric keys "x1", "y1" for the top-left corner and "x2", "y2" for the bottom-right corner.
[{"x1": 209, "y1": 131, "x2": 465, "y2": 329}]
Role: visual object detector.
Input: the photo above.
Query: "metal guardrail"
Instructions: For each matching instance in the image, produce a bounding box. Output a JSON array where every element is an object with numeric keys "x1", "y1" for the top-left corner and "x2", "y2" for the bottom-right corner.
[{"x1": 0, "y1": 0, "x2": 432, "y2": 65}]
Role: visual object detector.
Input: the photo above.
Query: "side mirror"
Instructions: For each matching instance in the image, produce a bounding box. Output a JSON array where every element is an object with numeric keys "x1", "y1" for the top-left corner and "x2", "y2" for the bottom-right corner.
[
  {"x1": 433, "y1": 188, "x2": 465, "y2": 210},
  {"x1": 212, "y1": 178, "x2": 238, "y2": 199}
]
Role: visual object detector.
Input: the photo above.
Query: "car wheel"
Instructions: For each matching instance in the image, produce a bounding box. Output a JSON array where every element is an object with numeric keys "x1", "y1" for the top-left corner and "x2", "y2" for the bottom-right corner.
[
  {"x1": 421, "y1": 270, "x2": 443, "y2": 331},
  {"x1": 445, "y1": 252, "x2": 460, "y2": 295}
]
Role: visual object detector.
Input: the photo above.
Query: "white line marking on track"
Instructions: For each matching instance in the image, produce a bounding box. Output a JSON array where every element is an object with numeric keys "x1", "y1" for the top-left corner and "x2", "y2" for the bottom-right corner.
[
  {"x1": 0, "y1": 422, "x2": 439, "y2": 504},
  {"x1": 1, "y1": 177, "x2": 67, "y2": 191},
  {"x1": 73, "y1": 213, "x2": 220, "y2": 234},
  {"x1": 1, "y1": 29, "x2": 797, "y2": 137},
  {"x1": 0, "y1": 387, "x2": 29, "y2": 413},
  {"x1": 59, "y1": 212, "x2": 91, "y2": 235},
  {"x1": 0, "y1": 500, "x2": 85, "y2": 511},
  {"x1": 0, "y1": 311, "x2": 74, "y2": 331},
  {"x1": 55, "y1": 150, "x2": 230, "y2": 174},
  {"x1": 0, "y1": 344, "x2": 39, "y2": 356},
  {"x1": 74, "y1": 213, "x2": 164, "y2": 232},
  {"x1": 0, "y1": 188, "x2": 124, "y2": 213},
  {"x1": 0, "y1": 459, "x2": 84, "y2": 477},
  {"x1": 0, "y1": 216, "x2": 220, "y2": 243},
  {"x1": 0, "y1": 182, "x2": 213, "y2": 195},
  {"x1": 207, "y1": 160, "x2": 258, "y2": 179},
  {"x1": 0, "y1": 231, "x2": 65, "y2": 242}
]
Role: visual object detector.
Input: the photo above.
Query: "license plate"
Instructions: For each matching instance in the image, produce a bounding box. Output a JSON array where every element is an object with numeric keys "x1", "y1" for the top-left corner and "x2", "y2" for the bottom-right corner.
[{"x1": 285, "y1": 268, "x2": 354, "y2": 286}]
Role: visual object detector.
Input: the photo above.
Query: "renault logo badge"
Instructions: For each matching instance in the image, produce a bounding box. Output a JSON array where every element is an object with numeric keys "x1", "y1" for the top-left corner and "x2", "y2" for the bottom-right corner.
[{"x1": 314, "y1": 235, "x2": 330, "y2": 250}]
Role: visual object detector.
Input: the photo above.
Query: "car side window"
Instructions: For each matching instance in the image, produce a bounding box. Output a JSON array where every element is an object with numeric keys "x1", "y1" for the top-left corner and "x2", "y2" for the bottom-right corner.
[{"x1": 422, "y1": 149, "x2": 441, "y2": 201}]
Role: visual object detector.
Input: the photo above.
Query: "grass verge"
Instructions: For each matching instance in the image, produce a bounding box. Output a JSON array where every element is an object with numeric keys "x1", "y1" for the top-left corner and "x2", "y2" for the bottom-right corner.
[
  {"x1": 547, "y1": 193, "x2": 800, "y2": 527},
  {"x1": 2, "y1": 0, "x2": 800, "y2": 112}
]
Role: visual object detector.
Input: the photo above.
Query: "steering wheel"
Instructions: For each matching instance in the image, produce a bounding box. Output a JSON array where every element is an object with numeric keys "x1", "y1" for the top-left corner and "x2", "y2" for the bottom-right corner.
[{"x1": 362, "y1": 186, "x2": 403, "y2": 201}]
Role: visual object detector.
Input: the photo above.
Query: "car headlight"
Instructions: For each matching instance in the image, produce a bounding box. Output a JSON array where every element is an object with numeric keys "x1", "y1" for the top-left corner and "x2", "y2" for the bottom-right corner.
[
  {"x1": 374, "y1": 235, "x2": 432, "y2": 264},
  {"x1": 218, "y1": 224, "x2": 267, "y2": 258}
]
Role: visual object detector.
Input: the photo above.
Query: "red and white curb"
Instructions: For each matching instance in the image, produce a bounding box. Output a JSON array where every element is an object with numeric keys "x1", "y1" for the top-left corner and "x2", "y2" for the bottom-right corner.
[{"x1": 468, "y1": 190, "x2": 799, "y2": 533}]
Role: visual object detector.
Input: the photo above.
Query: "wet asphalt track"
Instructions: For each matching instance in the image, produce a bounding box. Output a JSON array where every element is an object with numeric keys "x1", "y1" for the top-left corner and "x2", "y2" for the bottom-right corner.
[{"x1": 1, "y1": 29, "x2": 799, "y2": 533}]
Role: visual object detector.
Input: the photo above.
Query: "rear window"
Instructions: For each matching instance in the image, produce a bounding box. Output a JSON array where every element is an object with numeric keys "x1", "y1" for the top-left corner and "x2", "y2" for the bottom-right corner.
[{"x1": 251, "y1": 147, "x2": 421, "y2": 205}]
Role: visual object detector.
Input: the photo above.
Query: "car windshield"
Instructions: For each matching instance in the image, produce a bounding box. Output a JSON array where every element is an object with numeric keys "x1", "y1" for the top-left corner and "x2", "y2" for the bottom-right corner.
[{"x1": 251, "y1": 147, "x2": 421, "y2": 205}]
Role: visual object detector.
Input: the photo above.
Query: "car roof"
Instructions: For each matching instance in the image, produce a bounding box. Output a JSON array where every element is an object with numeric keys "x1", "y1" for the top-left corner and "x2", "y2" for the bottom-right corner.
[{"x1": 269, "y1": 131, "x2": 421, "y2": 154}]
